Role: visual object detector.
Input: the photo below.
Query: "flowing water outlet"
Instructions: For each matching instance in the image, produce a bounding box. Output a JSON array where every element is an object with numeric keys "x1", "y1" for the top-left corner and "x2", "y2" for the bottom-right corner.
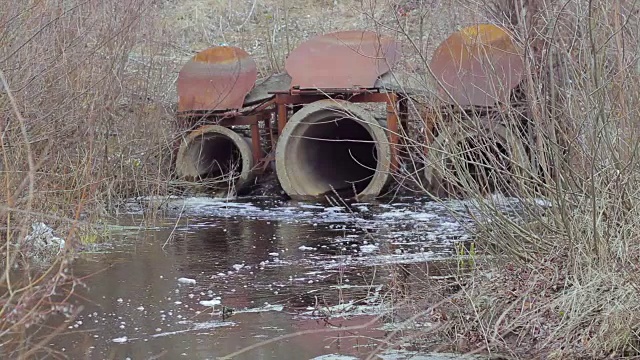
[
  {"x1": 174, "y1": 106, "x2": 527, "y2": 200},
  {"x1": 174, "y1": 100, "x2": 393, "y2": 199}
]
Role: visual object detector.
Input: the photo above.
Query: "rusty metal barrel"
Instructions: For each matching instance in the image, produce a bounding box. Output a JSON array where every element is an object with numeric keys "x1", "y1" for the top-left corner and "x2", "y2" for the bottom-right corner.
[
  {"x1": 423, "y1": 24, "x2": 531, "y2": 197},
  {"x1": 177, "y1": 46, "x2": 257, "y2": 113},
  {"x1": 429, "y1": 24, "x2": 524, "y2": 107}
]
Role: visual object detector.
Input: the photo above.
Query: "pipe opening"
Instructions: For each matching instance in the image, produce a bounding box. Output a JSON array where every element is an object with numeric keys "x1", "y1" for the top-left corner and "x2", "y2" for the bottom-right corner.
[
  {"x1": 176, "y1": 125, "x2": 255, "y2": 193},
  {"x1": 184, "y1": 134, "x2": 242, "y2": 185},
  {"x1": 293, "y1": 117, "x2": 378, "y2": 196},
  {"x1": 442, "y1": 136, "x2": 513, "y2": 196},
  {"x1": 276, "y1": 100, "x2": 391, "y2": 201}
]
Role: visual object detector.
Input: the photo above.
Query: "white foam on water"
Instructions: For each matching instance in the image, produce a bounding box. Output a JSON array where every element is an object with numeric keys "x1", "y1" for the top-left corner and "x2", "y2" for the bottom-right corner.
[
  {"x1": 199, "y1": 298, "x2": 221, "y2": 307},
  {"x1": 377, "y1": 349, "x2": 485, "y2": 360},
  {"x1": 321, "y1": 250, "x2": 441, "y2": 269},
  {"x1": 375, "y1": 211, "x2": 410, "y2": 218},
  {"x1": 151, "y1": 321, "x2": 234, "y2": 338},
  {"x1": 232, "y1": 264, "x2": 245, "y2": 271},
  {"x1": 302, "y1": 300, "x2": 388, "y2": 318},
  {"x1": 111, "y1": 336, "x2": 128, "y2": 343},
  {"x1": 299, "y1": 204, "x2": 326, "y2": 209},
  {"x1": 177, "y1": 277, "x2": 196, "y2": 285},
  {"x1": 359, "y1": 244, "x2": 379, "y2": 253},
  {"x1": 111, "y1": 320, "x2": 235, "y2": 345},
  {"x1": 234, "y1": 303, "x2": 284, "y2": 314}
]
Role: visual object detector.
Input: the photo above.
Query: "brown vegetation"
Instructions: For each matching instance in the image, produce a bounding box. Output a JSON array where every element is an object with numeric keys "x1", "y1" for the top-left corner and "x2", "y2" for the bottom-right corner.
[
  {"x1": 0, "y1": 0, "x2": 173, "y2": 357},
  {"x1": 391, "y1": 1, "x2": 640, "y2": 358},
  {"x1": 3, "y1": 0, "x2": 640, "y2": 358}
]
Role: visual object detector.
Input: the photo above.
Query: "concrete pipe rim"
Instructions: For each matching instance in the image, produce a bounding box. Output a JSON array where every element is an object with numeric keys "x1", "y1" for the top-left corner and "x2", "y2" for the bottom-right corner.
[
  {"x1": 423, "y1": 120, "x2": 530, "y2": 196},
  {"x1": 175, "y1": 124, "x2": 255, "y2": 192},
  {"x1": 275, "y1": 99, "x2": 392, "y2": 201}
]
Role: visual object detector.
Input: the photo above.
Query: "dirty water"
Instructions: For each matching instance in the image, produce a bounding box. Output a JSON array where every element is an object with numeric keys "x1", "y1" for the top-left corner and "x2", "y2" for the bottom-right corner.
[{"x1": 47, "y1": 196, "x2": 529, "y2": 359}]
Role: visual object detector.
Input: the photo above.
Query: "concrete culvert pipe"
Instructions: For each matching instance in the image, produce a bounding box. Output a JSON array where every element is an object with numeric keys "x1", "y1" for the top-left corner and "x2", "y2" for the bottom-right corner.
[
  {"x1": 175, "y1": 125, "x2": 255, "y2": 193},
  {"x1": 424, "y1": 120, "x2": 530, "y2": 198},
  {"x1": 276, "y1": 99, "x2": 391, "y2": 201}
]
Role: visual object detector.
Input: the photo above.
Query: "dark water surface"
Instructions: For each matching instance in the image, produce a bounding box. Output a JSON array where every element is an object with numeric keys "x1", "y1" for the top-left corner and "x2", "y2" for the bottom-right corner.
[{"x1": 47, "y1": 196, "x2": 524, "y2": 359}]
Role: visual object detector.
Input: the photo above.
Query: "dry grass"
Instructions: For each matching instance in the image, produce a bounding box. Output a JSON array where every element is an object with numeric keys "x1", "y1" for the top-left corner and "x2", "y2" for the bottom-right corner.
[
  {"x1": 381, "y1": 0, "x2": 640, "y2": 358},
  {"x1": 1, "y1": 0, "x2": 177, "y2": 221}
]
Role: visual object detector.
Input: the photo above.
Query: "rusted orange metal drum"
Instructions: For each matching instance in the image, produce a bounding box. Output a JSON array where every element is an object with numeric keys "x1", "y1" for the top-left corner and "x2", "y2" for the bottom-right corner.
[
  {"x1": 285, "y1": 30, "x2": 401, "y2": 89},
  {"x1": 177, "y1": 46, "x2": 258, "y2": 112},
  {"x1": 430, "y1": 24, "x2": 524, "y2": 107}
]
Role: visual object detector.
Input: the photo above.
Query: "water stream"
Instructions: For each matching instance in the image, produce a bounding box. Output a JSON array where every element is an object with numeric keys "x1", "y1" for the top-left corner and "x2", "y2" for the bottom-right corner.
[{"x1": 46, "y1": 196, "x2": 525, "y2": 359}]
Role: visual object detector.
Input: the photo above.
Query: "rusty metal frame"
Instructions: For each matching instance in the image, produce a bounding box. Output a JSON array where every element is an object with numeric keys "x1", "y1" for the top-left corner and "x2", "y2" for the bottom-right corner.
[
  {"x1": 175, "y1": 86, "x2": 408, "y2": 175},
  {"x1": 173, "y1": 25, "x2": 530, "y2": 190},
  {"x1": 270, "y1": 88, "x2": 406, "y2": 170}
]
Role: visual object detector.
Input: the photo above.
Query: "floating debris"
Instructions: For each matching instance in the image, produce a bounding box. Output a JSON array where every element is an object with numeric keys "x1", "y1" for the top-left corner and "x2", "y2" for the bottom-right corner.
[
  {"x1": 199, "y1": 298, "x2": 222, "y2": 307},
  {"x1": 177, "y1": 277, "x2": 196, "y2": 285},
  {"x1": 21, "y1": 222, "x2": 65, "y2": 266}
]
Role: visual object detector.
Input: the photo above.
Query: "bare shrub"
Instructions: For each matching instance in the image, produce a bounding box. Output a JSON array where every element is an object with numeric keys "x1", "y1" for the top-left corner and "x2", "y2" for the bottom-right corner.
[
  {"x1": 386, "y1": 0, "x2": 640, "y2": 357},
  {"x1": 0, "y1": 0, "x2": 175, "y2": 356}
]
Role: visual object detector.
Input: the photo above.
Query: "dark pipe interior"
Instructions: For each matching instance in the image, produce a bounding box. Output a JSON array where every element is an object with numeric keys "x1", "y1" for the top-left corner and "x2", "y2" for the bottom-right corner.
[
  {"x1": 445, "y1": 137, "x2": 511, "y2": 195},
  {"x1": 186, "y1": 134, "x2": 241, "y2": 186},
  {"x1": 295, "y1": 117, "x2": 378, "y2": 195}
]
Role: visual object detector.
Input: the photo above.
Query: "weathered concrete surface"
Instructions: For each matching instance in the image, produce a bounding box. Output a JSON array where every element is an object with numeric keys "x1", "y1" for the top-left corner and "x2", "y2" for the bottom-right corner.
[
  {"x1": 275, "y1": 99, "x2": 391, "y2": 201},
  {"x1": 424, "y1": 120, "x2": 531, "y2": 197},
  {"x1": 375, "y1": 70, "x2": 437, "y2": 97},
  {"x1": 175, "y1": 125, "x2": 255, "y2": 193}
]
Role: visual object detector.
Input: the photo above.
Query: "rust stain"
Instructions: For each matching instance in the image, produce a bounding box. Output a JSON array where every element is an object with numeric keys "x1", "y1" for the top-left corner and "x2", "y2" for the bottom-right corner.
[
  {"x1": 430, "y1": 24, "x2": 524, "y2": 107},
  {"x1": 177, "y1": 46, "x2": 258, "y2": 112},
  {"x1": 285, "y1": 30, "x2": 401, "y2": 89}
]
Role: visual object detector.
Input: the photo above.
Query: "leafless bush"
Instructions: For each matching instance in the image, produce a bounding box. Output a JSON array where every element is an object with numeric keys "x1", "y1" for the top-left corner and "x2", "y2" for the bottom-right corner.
[
  {"x1": 1, "y1": 0, "x2": 176, "y2": 219},
  {"x1": 1, "y1": 0, "x2": 175, "y2": 356}
]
